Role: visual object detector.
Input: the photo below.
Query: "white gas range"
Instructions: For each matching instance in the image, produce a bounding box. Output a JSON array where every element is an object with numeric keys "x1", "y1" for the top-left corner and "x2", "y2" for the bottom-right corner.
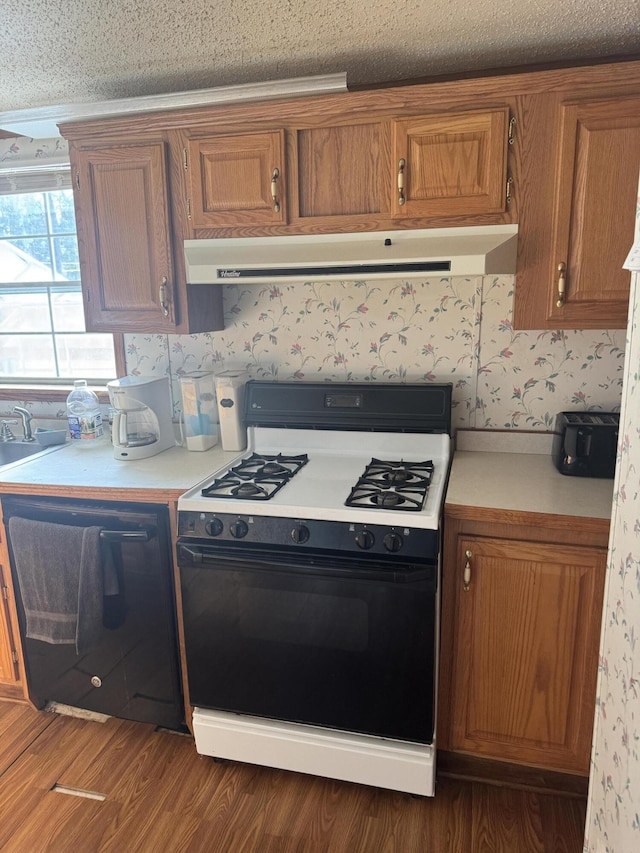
[{"x1": 177, "y1": 381, "x2": 452, "y2": 796}]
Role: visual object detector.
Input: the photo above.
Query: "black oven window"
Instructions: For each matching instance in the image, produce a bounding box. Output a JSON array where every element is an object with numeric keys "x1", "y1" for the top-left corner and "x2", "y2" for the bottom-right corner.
[{"x1": 239, "y1": 587, "x2": 368, "y2": 652}]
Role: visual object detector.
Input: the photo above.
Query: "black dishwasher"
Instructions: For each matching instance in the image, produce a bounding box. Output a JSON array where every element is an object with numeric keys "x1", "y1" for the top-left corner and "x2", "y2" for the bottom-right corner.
[{"x1": 2, "y1": 495, "x2": 184, "y2": 730}]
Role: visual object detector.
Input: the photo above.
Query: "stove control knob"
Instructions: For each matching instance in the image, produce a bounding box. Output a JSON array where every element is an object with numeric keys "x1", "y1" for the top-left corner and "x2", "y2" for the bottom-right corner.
[
  {"x1": 229, "y1": 519, "x2": 249, "y2": 539},
  {"x1": 383, "y1": 532, "x2": 404, "y2": 553},
  {"x1": 205, "y1": 518, "x2": 224, "y2": 537},
  {"x1": 291, "y1": 524, "x2": 310, "y2": 544},
  {"x1": 355, "y1": 530, "x2": 375, "y2": 550}
]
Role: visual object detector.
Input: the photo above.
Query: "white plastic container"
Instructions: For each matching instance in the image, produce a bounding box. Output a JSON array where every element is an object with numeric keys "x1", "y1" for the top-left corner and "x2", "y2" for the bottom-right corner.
[
  {"x1": 179, "y1": 371, "x2": 219, "y2": 452},
  {"x1": 66, "y1": 380, "x2": 104, "y2": 445},
  {"x1": 214, "y1": 371, "x2": 249, "y2": 451}
]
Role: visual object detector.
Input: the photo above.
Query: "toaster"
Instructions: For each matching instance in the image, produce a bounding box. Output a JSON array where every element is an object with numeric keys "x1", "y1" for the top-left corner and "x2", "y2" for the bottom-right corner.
[{"x1": 552, "y1": 411, "x2": 619, "y2": 478}]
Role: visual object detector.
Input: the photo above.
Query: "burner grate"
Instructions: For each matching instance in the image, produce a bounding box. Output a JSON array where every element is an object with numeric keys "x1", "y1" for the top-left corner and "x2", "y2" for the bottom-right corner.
[
  {"x1": 346, "y1": 458, "x2": 434, "y2": 511},
  {"x1": 201, "y1": 453, "x2": 309, "y2": 500}
]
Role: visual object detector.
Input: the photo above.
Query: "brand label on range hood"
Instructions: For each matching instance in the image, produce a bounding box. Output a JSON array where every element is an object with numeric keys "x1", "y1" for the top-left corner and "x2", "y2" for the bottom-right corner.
[
  {"x1": 184, "y1": 225, "x2": 518, "y2": 284},
  {"x1": 217, "y1": 260, "x2": 452, "y2": 279}
]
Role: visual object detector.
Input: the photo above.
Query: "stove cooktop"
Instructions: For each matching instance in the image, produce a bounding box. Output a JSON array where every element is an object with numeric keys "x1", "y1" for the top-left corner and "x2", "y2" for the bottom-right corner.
[{"x1": 179, "y1": 428, "x2": 451, "y2": 530}]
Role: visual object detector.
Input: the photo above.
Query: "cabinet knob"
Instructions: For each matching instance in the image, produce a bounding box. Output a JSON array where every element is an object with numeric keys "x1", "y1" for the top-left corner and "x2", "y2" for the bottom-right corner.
[
  {"x1": 556, "y1": 262, "x2": 567, "y2": 308},
  {"x1": 271, "y1": 168, "x2": 281, "y2": 213},
  {"x1": 463, "y1": 549, "x2": 472, "y2": 591},
  {"x1": 159, "y1": 276, "x2": 170, "y2": 318},
  {"x1": 397, "y1": 159, "x2": 406, "y2": 206}
]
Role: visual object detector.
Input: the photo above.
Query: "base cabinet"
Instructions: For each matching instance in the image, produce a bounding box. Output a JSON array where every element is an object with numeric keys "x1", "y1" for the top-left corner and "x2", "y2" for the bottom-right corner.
[
  {"x1": 440, "y1": 514, "x2": 606, "y2": 775},
  {"x1": 0, "y1": 505, "x2": 22, "y2": 696},
  {"x1": 0, "y1": 563, "x2": 19, "y2": 685}
]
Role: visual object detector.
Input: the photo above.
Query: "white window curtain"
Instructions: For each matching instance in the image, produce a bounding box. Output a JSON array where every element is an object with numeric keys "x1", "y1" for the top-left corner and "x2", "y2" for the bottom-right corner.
[{"x1": 0, "y1": 136, "x2": 71, "y2": 193}]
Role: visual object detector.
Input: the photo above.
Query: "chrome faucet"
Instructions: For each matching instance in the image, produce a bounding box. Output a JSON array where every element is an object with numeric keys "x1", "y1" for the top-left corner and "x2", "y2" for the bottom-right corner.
[
  {"x1": 12, "y1": 406, "x2": 35, "y2": 441},
  {"x1": 0, "y1": 421, "x2": 16, "y2": 442}
]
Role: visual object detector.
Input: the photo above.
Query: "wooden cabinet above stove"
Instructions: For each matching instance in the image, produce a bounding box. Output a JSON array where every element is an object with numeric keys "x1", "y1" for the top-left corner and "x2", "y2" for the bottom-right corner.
[{"x1": 59, "y1": 57, "x2": 640, "y2": 334}]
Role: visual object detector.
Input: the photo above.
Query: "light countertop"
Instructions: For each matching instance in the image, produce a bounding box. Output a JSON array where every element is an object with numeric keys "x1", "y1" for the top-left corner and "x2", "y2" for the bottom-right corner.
[
  {"x1": 0, "y1": 431, "x2": 616, "y2": 522},
  {"x1": 447, "y1": 432, "x2": 614, "y2": 522},
  {"x1": 0, "y1": 439, "x2": 240, "y2": 502}
]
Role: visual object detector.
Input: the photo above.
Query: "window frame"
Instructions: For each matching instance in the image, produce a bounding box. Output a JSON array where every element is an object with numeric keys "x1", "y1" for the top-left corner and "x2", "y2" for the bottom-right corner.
[
  {"x1": 0, "y1": 142, "x2": 122, "y2": 400},
  {"x1": 0, "y1": 334, "x2": 125, "y2": 403}
]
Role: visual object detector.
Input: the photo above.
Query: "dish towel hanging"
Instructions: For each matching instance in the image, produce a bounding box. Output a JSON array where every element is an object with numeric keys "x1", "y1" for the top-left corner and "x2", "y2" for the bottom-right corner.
[{"x1": 8, "y1": 517, "x2": 105, "y2": 654}]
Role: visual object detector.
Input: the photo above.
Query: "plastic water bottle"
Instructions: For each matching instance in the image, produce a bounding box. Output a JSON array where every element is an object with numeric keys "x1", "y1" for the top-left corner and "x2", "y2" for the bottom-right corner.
[{"x1": 66, "y1": 380, "x2": 104, "y2": 445}]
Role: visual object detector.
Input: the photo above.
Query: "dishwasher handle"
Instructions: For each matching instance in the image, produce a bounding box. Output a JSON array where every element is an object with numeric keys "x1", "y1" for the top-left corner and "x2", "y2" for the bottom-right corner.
[{"x1": 99, "y1": 528, "x2": 154, "y2": 542}]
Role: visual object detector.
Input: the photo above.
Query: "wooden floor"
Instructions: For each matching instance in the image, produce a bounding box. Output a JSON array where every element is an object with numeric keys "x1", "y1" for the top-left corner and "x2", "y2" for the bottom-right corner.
[{"x1": 0, "y1": 702, "x2": 586, "y2": 852}]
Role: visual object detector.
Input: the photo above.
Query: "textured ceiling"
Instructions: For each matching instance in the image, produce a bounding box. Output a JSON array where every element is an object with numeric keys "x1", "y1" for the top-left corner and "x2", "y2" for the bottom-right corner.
[{"x1": 1, "y1": 0, "x2": 639, "y2": 112}]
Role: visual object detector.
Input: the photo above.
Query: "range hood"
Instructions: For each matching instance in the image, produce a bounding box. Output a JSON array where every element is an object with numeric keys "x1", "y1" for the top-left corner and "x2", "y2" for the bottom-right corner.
[{"x1": 184, "y1": 225, "x2": 518, "y2": 284}]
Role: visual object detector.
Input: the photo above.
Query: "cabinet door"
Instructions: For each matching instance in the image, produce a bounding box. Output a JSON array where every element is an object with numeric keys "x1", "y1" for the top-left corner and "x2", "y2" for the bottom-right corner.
[
  {"x1": 187, "y1": 131, "x2": 287, "y2": 228},
  {"x1": 544, "y1": 97, "x2": 640, "y2": 328},
  {"x1": 73, "y1": 141, "x2": 178, "y2": 333},
  {"x1": 391, "y1": 108, "x2": 510, "y2": 218},
  {"x1": 294, "y1": 121, "x2": 388, "y2": 221},
  {"x1": 448, "y1": 535, "x2": 605, "y2": 773},
  {"x1": 0, "y1": 563, "x2": 19, "y2": 684}
]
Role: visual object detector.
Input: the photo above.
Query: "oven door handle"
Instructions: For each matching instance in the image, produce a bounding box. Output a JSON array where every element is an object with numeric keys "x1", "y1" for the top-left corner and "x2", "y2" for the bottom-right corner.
[{"x1": 177, "y1": 543, "x2": 435, "y2": 585}]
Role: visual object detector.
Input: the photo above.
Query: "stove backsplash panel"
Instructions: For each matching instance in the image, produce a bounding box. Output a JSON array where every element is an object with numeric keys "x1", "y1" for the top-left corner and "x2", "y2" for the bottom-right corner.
[{"x1": 122, "y1": 275, "x2": 624, "y2": 432}]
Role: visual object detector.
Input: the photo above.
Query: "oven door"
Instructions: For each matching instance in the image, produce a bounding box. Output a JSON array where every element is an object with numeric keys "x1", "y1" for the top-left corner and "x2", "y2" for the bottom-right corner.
[{"x1": 178, "y1": 541, "x2": 437, "y2": 744}]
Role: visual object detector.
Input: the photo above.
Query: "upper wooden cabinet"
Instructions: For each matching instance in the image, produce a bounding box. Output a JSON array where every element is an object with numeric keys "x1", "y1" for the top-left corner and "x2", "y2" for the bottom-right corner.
[
  {"x1": 188, "y1": 110, "x2": 513, "y2": 234},
  {"x1": 64, "y1": 133, "x2": 224, "y2": 334},
  {"x1": 513, "y1": 94, "x2": 640, "y2": 330},
  {"x1": 186, "y1": 130, "x2": 287, "y2": 228},
  {"x1": 550, "y1": 97, "x2": 640, "y2": 327},
  {"x1": 59, "y1": 58, "x2": 640, "y2": 333},
  {"x1": 391, "y1": 108, "x2": 511, "y2": 218},
  {"x1": 72, "y1": 141, "x2": 178, "y2": 333},
  {"x1": 294, "y1": 120, "x2": 388, "y2": 221}
]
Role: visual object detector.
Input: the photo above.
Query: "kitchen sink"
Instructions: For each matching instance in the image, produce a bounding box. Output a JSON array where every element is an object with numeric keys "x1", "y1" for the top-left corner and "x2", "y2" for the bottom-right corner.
[{"x1": 0, "y1": 440, "x2": 66, "y2": 472}]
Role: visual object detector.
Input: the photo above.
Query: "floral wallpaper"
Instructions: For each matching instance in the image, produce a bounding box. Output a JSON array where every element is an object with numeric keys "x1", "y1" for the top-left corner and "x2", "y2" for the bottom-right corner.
[
  {"x1": 121, "y1": 274, "x2": 625, "y2": 431},
  {"x1": 0, "y1": 136, "x2": 70, "y2": 194},
  {"x1": 0, "y1": 274, "x2": 626, "y2": 432},
  {"x1": 584, "y1": 199, "x2": 640, "y2": 852}
]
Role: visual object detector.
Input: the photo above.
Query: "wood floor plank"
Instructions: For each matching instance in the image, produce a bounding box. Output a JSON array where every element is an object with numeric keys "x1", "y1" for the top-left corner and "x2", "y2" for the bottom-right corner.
[
  {"x1": 0, "y1": 715, "x2": 128, "y2": 848},
  {"x1": 472, "y1": 782, "x2": 546, "y2": 853},
  {"x1": 538, "y1": 790, "x2": 587, "y2": 853},
  {"x1": 0, "y1": 701, "x2": 54, "y2": 773},
  {"x1": 1, "y1": 793, "x2": 118, "y2": 853},
  {"x1": 0, "y1": 702, "x2": 587, "y2": 852}
]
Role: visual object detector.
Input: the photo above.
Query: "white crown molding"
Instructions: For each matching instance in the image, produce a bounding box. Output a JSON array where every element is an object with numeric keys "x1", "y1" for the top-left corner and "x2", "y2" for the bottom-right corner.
[{"x1": 0, "y1": 73, "x2": 348, "y2": 139}]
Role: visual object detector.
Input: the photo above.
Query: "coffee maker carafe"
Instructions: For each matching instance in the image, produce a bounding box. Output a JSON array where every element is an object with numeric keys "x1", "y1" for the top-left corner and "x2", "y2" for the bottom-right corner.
[{"x1": 107, "y1": 375, "x2": 175, "y2": 460}]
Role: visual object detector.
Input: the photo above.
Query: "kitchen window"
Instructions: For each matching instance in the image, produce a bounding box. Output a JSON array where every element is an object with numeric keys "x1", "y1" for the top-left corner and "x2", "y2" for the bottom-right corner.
[
  {"x1": 0, "y1": 134, "x2": 123, "y2": 399},
  {"x1": 0, "y1": 185, "x2": 117, "y2": 385}
]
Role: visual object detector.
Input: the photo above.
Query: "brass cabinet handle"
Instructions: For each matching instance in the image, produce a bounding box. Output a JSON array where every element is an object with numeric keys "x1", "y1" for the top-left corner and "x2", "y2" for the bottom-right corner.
[
  {"x1": 463, "y1": 549, "x2": 472, "y2": 591},
  {"x1": 508, "y1": 116, "x2": 516, "y2": 145},
  {"x1": 556, "y1": 262, "x2": 567, "y2": 308},
  {"x1": 397, "y1": 159, "x2": 406, "y2": 206},
  {"x1": 271, "y1": 168, "x2": 281, "y2": 213},
  {"x1": 505, "y1": 175, "x2": 513, "y2": 206},
  {"x1": 159, "y1": 276, "x2": 170, "y2": 318}
]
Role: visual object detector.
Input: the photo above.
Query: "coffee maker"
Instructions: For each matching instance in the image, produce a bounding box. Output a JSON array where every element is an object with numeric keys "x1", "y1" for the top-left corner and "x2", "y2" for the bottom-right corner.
[{"x1": 107, "y1": 375, "x2": 175, "y2": 460}]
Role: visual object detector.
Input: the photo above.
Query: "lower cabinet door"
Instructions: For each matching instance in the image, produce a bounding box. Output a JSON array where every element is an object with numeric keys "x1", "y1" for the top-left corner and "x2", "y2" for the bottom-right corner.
[
  {"x1": 0, "y1": 563, "x2": 19, "y2": 684},
  {"x1": 448, "y1": 535, "x2": 606, "y2": 773}
]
